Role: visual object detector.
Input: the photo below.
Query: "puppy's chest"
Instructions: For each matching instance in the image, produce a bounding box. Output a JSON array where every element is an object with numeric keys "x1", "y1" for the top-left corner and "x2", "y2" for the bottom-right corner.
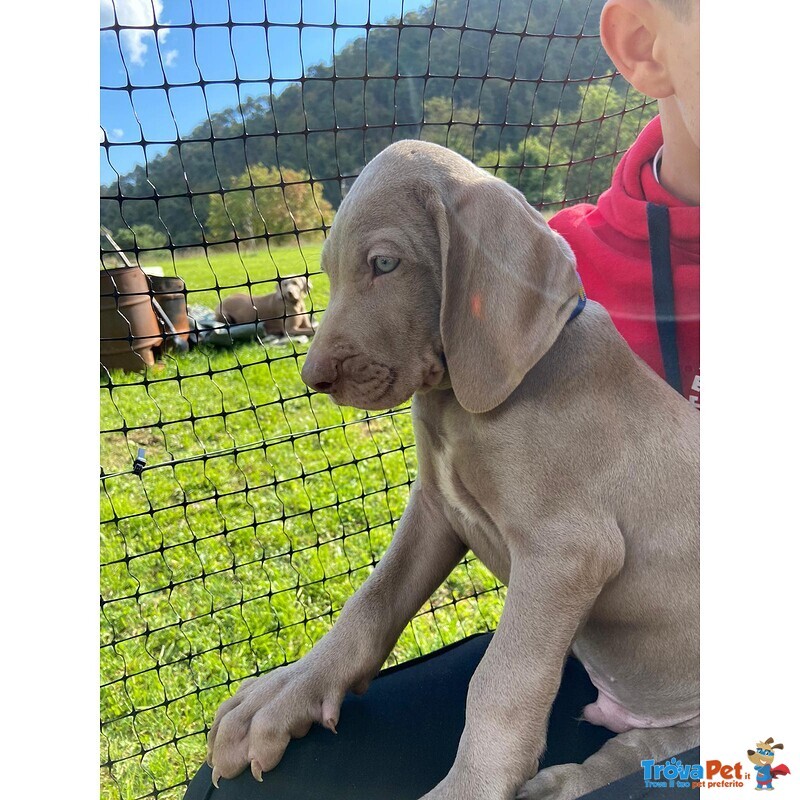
[{"x1": 424, "y1": 429, "x2": 511, "y2": 583}]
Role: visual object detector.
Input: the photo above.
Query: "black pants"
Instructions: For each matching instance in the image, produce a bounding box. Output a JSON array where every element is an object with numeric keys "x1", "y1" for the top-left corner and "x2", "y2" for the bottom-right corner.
[{"x1": 185, "y1": 633, "x2": 698, "y2": 799}]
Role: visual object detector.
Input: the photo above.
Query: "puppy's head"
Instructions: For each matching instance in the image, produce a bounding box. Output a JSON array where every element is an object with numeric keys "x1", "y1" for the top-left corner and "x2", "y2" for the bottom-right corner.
[
  {"x1": 279, "y1": 276, "x2": 310, "y2": 304},
  {"x1": 301, "y1": 140, "x2": 582, "y2": 412}
]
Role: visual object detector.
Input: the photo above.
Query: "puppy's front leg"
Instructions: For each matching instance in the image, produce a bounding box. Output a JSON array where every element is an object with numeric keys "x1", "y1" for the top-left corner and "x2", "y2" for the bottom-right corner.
[
  {"x1": 422, "y1": 519, "x2": 624, "y2": 800},
  {"x1": 207, "y1": 481, "x2": 466, "y2": 785}
]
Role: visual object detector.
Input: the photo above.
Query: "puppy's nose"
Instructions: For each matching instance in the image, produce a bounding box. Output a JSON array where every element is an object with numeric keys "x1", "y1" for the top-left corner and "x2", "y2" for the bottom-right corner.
[{"x1": 301, "y1": 351, "x2": 339, "y2": 394}]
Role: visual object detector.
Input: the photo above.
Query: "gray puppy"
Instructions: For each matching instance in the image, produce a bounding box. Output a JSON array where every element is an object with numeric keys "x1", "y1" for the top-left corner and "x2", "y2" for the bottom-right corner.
[
  {"x1": 207, "y1": 141, "x2": 699, "y2": 800},
  {"x1": 216, "y1": 276, "x2": 314, "y2": 336}
]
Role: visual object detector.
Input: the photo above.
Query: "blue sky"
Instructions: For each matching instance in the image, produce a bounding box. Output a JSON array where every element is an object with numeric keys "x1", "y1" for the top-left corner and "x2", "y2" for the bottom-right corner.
[{"x1": 100, "y1": 0, "x2": 416, "y2": 185}]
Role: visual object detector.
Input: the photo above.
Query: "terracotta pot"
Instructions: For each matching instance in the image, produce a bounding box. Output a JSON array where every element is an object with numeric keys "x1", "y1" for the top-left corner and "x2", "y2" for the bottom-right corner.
[
  {"x1": 150, "y1": 274, "x2": 191, "y2": 349},
  {"x1": 100, "y1": 266, "x2": 162, "y2": 372}
]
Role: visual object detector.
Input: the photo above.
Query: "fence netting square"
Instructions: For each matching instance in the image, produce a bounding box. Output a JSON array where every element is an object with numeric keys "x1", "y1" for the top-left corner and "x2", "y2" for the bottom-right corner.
[{"x1": 99, "y1": 1, "x2": 655, "y2": 797}]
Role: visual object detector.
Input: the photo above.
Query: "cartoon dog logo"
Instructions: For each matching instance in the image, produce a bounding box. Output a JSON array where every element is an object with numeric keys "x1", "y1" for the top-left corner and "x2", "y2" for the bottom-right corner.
[{"x1": 747, "y1": 738, "x2": 791, "y2": 790}]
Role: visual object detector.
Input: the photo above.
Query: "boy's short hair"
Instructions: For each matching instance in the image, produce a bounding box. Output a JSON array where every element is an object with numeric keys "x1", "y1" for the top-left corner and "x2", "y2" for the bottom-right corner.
[{"x1": 653, "y1": 0, "x2": 693, "y2": 21}]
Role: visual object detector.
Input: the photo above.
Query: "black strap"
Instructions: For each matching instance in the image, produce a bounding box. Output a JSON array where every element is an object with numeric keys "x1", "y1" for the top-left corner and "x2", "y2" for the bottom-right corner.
[{"x1": 646, "y1": 202, "x2": 682, "y2": 394}]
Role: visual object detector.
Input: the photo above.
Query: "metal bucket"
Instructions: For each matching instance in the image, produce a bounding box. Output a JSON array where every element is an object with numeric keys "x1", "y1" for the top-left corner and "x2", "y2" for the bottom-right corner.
[
  {"x1": 100, "y1": 266, "x2": 162, "y2": 372},
  {"x1": 149, "y1": 274, "x2": 191, "y2": 349}
]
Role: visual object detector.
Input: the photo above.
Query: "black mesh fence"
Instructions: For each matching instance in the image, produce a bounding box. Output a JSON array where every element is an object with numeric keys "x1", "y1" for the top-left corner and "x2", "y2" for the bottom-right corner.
[{"x1": 99, "y1": 1, "x2": 655, "y2": 797}]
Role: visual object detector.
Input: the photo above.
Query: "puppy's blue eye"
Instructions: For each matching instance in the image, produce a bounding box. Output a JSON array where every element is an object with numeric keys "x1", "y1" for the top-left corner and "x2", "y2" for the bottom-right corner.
[{"x1": 371, "y1": 255, "x2": 400, "y2": 274}]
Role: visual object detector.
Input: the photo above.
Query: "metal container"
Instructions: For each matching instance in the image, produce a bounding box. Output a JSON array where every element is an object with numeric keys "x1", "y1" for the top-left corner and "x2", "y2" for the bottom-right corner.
[
  {"x1": 149, "y1": 274, "x2": 191, "y2": 349},
  {"x1": 100, "y1": 266, "x2": 162, "y2": 372}
]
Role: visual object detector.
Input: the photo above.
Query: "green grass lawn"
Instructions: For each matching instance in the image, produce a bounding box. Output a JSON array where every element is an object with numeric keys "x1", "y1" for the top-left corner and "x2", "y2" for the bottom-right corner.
[{"x1": 101, "y1": 243, "x2": 505, "y2": 800}]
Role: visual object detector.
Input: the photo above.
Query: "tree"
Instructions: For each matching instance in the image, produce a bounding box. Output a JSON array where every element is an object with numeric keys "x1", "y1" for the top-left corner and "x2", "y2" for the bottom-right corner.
[
  {"x1": 108, "y1": 223, "x2": 169, "y2": 251},
  {"x1": 480, "y1": 135, "x2": 571, "y2": 208},
  {"x1": 205, "y1": 166, "x2": 335, "y2": 245},
  {"x1": 549, "y1": 82, "x2": 656, "y2": 204},
  {"x1": 420, "y1": 97, "x2": 480, "y2": 158},
  {"x1": 481, "y1": 83, "x2": 656, "y2": 209}
]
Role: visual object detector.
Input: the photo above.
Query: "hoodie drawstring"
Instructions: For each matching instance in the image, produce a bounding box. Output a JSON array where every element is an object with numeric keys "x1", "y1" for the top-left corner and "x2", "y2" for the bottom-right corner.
[{"x1": 646, "y1": 202, "x2": 683, "y2": 395}]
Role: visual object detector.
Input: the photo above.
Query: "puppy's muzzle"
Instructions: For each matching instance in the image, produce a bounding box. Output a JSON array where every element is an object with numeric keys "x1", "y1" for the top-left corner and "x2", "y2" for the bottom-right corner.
[{"x1": 301, "y1": 351, "x2": 338, "y2": 394}]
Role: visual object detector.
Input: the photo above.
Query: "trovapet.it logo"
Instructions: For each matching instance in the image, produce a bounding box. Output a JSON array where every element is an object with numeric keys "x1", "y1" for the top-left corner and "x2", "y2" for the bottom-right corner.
[
  {"x1": 641, "y1": 737, "x2": 791, "y2": 791},
  {"x1": 640, "y1": 756, "x2": 742, "y2": 790}
]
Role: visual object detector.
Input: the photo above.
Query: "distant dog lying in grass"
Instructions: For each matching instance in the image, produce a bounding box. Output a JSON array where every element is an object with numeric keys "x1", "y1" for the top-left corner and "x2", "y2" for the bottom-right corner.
[{"x1": 216, "y1": 276, "x2": 315, "y2": 336}]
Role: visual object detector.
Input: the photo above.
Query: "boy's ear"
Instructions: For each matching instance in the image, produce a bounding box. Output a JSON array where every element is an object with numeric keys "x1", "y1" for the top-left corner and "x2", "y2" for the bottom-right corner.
[{"x1": 600, "y1": 0, "x2": 675, "y2": 99}]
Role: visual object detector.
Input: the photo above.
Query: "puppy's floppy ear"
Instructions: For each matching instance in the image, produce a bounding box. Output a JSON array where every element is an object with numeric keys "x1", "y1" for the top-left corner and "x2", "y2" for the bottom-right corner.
[{"x1": 425, "y1": 177, "x2": 583, "y2": 413}]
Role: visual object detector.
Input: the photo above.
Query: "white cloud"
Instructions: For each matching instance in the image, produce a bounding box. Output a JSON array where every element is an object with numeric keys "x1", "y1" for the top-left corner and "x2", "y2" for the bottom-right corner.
[
  {"x1": 100, "y1": 0, "x2": 167, "y2": 67},
  {"x1": 113, "y1": 128, "x2": 125, "y2": 139},
  {"x1": 100, "y1": 0, "x2": 115, "y2": 28},
  {"x1": 163, "y1": 49, "x2": 178, "y2": 67},
  {"x1": 120, "y1": 28, "x2": 150, "y2": 66},
  {"x1": 100, "y1": 0, "x2": 164, "y2": 27}
]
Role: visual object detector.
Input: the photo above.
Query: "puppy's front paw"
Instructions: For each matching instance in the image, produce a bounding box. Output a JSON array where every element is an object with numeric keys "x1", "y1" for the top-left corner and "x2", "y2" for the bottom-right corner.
[
  {"x1": 206, "y1": 661, "x2": 344, "y2": 786},
  {"x1": 516, "y1": 763, "x2": 587, "y2": 800}
]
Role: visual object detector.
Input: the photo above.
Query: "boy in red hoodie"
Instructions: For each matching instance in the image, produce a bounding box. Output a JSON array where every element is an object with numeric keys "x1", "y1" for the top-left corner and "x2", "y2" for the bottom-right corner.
[{"x1": 549, "y1": 0, "x2": 700, "y2": 409}]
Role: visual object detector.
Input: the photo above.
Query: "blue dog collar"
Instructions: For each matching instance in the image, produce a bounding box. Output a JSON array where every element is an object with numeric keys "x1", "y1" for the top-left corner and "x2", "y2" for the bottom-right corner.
[{"x1": 568, "y1": 274, "x2": 587, "y2": 322}]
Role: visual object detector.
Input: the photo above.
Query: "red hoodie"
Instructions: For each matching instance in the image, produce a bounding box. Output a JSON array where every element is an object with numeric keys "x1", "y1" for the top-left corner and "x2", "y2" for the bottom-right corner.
[{"x1": 549, "y1": 116, "x2": 700, "y2": 410}]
